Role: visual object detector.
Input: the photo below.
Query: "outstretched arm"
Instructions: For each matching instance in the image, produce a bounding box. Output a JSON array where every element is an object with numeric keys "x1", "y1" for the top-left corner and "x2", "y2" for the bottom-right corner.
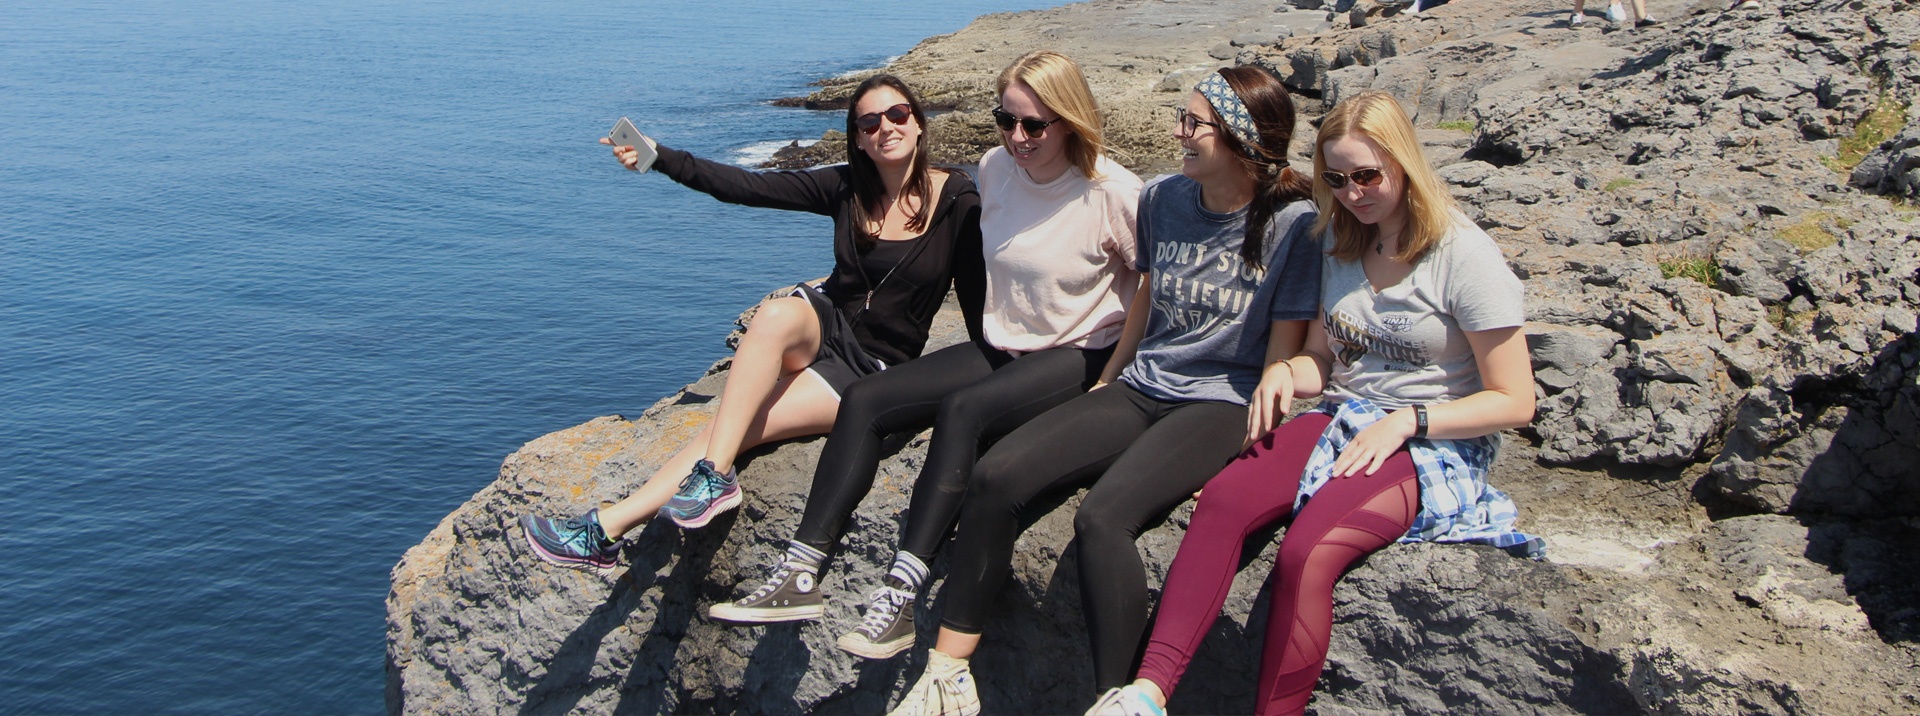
[{"x1": 603, "y1": 134, "x2": 840, "y2": 216}]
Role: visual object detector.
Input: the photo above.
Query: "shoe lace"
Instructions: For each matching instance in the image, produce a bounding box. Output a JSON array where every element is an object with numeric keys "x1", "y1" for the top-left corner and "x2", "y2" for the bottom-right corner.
[
  {"x1": 900, "y1": 667, "x2": 966, "y2": 715},
  {"x1": 856, "y1": 586, "x2": 913, "y2": 638},
  {"x1": 677, "y1": 462, "x2": 724, "y2": 501},
  {"x1": 743, "y1": 562, "x2": 799, "y2": 603},
  {"x1": 560, "y1": 515, "x2": 609, "y2": 552}
]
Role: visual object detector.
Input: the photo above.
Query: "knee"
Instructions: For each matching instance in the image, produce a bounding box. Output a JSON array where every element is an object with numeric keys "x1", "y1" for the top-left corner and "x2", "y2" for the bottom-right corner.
[
  {"x1": 837, "y1": 376, "x2": 891, "y2": 424},
  {"x1": 968, "y1": 452, "x2": 1024, "y2": 507},
  {"x1": 934, "y1": 387, "x2": 993, "y2": 435},
  {"x1": 1274, "y1": 533, "x2": 1323, "y2": 578},
  {"x1": 1072, "y1": 498, "x2": 1134, "y2": 544},
  {"x1": 745, "y1": 296, "x2": 812, "y2": 339}
]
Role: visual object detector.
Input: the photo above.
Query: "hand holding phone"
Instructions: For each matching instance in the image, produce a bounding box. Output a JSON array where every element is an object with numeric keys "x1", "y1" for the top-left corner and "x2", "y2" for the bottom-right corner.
[{"x1": 605, "y1": 117, "x2": 658, "y2": 173}]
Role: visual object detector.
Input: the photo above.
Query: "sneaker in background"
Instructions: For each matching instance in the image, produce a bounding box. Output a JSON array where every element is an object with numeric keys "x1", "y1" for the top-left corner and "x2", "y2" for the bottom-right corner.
[
  {"x1": 659, "y1": 459, "x2": 741, "y2": 528},
  {"x1": 519, "y1": 508, "x2": 621, "y2": 571},
  {"x1": 838, "y1": 584, "x2": 917, "y2": 659},
  {"x1": 1568, "y1": 11, "x2": 1585, "y2": 25},
  {"x1": 708, "y1": 560, "x2": 824, "y2": 622},
  {"x1": 887, "y1": 650, "x2": 980, "y2": 716}
]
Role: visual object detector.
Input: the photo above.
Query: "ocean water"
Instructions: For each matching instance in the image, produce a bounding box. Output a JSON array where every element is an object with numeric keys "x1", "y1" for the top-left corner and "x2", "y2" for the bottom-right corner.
[{"x1": 0, "y1": 1, "x2": 1061, "y2": 712}]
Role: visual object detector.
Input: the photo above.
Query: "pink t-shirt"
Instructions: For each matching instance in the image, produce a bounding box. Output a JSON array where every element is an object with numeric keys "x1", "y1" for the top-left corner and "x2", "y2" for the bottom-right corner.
[{"x1": 976, "y1": 146, "x2": 1143, "y2": 352}]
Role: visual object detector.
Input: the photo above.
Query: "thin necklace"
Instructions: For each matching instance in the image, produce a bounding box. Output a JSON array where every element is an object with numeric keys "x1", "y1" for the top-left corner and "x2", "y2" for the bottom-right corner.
[{"x1": 1375, "y1": 230, "x2": 1401, "y2": 256}]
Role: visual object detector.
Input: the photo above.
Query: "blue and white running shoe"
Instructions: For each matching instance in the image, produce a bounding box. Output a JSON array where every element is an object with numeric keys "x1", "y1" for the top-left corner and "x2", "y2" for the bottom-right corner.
[
  {"x1": 659, "y1": 459, "x2": 741, "y2": 528},
  {"x1": 520, "y1": 508, "x2": 621, "y2": 571}
]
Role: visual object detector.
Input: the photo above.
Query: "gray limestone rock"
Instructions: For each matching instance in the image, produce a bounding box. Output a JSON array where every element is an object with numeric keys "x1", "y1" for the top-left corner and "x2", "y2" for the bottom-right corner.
[
  {"x1": 1231, "y1": 31, "x2": 1284, "y2": 47},
  {"x1": 1851, "y1": 121, "x2": 1920, "y2": 203}
]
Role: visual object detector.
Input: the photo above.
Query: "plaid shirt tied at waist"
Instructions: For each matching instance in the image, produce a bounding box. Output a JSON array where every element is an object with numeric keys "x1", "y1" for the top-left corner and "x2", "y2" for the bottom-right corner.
[{"x1": 1294, "y1": 397, "x2": 1546, "y2": 559}]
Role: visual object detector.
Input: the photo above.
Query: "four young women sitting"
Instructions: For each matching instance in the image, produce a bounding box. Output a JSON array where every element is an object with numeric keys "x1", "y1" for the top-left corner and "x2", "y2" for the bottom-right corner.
[{"x1": 523, "y1": 53, "x2": 1541, "y2": 716}]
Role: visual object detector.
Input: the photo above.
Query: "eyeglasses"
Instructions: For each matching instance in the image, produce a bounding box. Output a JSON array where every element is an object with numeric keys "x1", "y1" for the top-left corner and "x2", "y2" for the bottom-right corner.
[
  {"x1": 854, "y1": 104, "x2": 914, "y2": 135},
  {"x1": 1173, "y1": 107, "x2": 1223, "y2": 138},
  {"x1": 991, "y1": 107, "x2": 1061, "y2": 137},
  {"x1": 1320, "y1": 167, "x2": 1387, "y2": 190}
]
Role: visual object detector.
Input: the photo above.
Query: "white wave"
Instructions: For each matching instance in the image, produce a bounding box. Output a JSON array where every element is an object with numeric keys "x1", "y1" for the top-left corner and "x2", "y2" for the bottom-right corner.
[
  {"x1": 731, "y1": 139, "x2": 820, "y2": 167},
  {"x1": 832, "y1": 55, "x2": 901, "y2": 78}
]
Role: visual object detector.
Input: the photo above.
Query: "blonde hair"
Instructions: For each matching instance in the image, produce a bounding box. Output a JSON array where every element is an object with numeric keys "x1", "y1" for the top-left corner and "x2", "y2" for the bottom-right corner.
[
  {"x1": 1311, "y1": 91, "x2": 1458, "y2": 263},
  {"x1": 996, "y1": 50, "x2": 1106, "y2": 179}
]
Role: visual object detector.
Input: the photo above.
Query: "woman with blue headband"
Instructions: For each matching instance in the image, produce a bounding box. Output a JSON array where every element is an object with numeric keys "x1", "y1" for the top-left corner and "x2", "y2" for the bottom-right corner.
[
  {"x1": 886, "y1": 66, "x2": 1321, "y2": 716},
  {"x1": 1087, "y1": 90, "x2": 1542, "y2": 716}
]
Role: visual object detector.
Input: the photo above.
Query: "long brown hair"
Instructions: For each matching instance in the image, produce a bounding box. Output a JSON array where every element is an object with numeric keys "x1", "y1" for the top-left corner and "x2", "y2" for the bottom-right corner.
[
  {"x1": 1207, "y1": 66, "x2": 1315, "y2": 271},
  {"x1": 843, "y1": 74, "x2": 933, "y2": 249},
  {"x1": 1310, "y1": 91, "x2": 1457, "y2": 264},
  {"x1": 995, "y1": 50, "x2": 1106, "y2": 180}
]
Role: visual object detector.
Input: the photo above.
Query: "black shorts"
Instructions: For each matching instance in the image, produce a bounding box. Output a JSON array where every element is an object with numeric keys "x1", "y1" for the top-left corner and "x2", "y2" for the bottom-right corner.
[{"x1": 791, "y1": 283, "x2": 885, "y2": 398}]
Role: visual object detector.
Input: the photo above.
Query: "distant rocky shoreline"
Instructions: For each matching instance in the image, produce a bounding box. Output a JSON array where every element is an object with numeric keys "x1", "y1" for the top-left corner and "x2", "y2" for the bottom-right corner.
[{"x1": 387, "y1": 0, "x2": 1920, "y2": 712}]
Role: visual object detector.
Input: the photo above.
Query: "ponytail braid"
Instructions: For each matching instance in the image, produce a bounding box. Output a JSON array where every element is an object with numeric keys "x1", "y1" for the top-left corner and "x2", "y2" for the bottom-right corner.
[{"x1": 1207, "y1": 66, "x2": 1315, "y2": 273}]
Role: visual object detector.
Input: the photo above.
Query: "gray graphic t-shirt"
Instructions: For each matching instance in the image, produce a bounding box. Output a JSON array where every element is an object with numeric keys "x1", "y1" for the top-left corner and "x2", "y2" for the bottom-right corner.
[
  {"x1": 1118, "y1": 175, "x2": 1321, "y2": 404},
  {"x1": 1321, "y1": 217, "x2": 1525, "y2": 411}
]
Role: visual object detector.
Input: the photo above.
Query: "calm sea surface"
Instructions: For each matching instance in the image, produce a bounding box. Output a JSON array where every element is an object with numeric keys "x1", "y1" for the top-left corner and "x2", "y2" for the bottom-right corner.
[{"x1": 0, "y1": 1, "x2": 1063, "y2": 711}]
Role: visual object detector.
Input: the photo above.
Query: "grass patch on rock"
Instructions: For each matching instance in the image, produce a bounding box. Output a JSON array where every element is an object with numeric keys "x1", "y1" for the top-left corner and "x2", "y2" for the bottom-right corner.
[
  {"x1": 1659, "y1": 253, "x2": 1722, "y2": 289},
  {"x1": 1768, "y1": 304, "x2": 1817, "y2": 333},
  {"x1": 1437, "y1": 120, "x2": 1476, "y2": 132},
  {"x1": 1824, "y1": 91, "x2": 1910, "y2": 174},
  {"x1": 1604, "y1": 177, "x2": 1639, "y2": 192},
  {"x1": 1777, "y1": 211, "x2": 1850, "y2": 253}
]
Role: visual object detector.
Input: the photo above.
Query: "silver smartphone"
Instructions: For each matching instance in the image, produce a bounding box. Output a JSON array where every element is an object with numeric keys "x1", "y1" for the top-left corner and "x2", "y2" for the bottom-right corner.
[{"x1": 608, "y1": 117, "x2": 658, "y2": 173}]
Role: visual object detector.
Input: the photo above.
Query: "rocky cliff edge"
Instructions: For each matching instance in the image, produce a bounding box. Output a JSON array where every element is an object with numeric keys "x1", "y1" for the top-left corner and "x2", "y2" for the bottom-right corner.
[{"x1": 389, "y1": 0, "x2": 1920, "y2": 712}]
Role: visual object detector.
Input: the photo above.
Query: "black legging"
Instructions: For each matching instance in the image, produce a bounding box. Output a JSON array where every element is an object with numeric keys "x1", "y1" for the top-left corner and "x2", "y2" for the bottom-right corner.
[
  {"x1": 935, "y1": 382, "x2": 1248, "y2": 690},
  {"x1": 791, "y1": 339, "x2": 1111, "y2": 562}
]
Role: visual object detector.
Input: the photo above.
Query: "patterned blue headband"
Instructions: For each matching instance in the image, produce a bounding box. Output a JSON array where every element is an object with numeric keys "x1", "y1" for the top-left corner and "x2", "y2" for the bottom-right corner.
[{"x1": 1196, "y1": 72, "x2": 1265, "y2": 162}]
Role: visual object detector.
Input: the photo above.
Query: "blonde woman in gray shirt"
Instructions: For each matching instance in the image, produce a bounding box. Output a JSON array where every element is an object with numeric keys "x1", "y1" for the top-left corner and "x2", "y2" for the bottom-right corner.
[{"x1": 1088, "y1": 90, "x2": 1542, "y2": 716}]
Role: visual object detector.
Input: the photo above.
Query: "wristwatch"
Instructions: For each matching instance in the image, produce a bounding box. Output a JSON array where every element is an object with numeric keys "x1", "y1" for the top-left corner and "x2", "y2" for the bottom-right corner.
[{"x1": 1412, "y1": 404, "x2": 1429, "y2": 439}]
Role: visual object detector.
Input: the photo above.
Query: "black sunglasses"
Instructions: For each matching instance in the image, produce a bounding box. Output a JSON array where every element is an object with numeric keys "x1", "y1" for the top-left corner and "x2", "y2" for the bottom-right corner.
[
  {"x1": 854, "y1": 104, "x2": 914, "y2": 135},
  {"x1": 1320, "y1": 167, "x2": 1387, "y2": 190},
  {"x1": 1173, "y1": 107, "x2": 1224, "y2": 137},
  {"x1": 991, "y1": 107, "x2": 1061, "y2": 137}
]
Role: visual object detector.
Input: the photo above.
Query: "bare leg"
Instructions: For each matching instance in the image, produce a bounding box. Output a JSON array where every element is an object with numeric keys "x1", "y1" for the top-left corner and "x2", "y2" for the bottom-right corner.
[
  {"x1": 932, "y1": 628, "x2": 982, "y2": 660},
  {"x1": 595, "y1": 295, "x2": 835, "y2": 538},
  {"x1": 704, "y1": 295, "x2": 824, "y2": 472},
  {"x1": 597, "y1": 370, "x2": 841, "y2": 536}
]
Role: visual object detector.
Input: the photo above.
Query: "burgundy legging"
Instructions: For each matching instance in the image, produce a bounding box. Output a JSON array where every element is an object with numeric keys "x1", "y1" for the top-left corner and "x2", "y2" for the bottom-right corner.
[{"x1": 1136, "y1": 412, "x2": 1420, "y2": 716}]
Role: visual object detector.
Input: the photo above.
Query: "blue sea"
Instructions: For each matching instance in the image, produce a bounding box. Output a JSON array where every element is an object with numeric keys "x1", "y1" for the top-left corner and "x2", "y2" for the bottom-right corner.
[{"x1": 0, "y1": 1, "x2": 1063, "y2": 711}]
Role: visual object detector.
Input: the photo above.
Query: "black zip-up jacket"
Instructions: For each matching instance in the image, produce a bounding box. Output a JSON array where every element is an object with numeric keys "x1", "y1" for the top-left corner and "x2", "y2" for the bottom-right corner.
[{"x1": 653, "y1": 145, "x2": 985, "y2": 367}]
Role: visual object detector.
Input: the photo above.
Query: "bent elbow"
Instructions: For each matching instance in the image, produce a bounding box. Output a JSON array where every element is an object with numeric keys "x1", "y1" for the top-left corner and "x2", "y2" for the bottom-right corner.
[{"x1": 1512, "y1": 392, "x2": 1537, "y2": 430}]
